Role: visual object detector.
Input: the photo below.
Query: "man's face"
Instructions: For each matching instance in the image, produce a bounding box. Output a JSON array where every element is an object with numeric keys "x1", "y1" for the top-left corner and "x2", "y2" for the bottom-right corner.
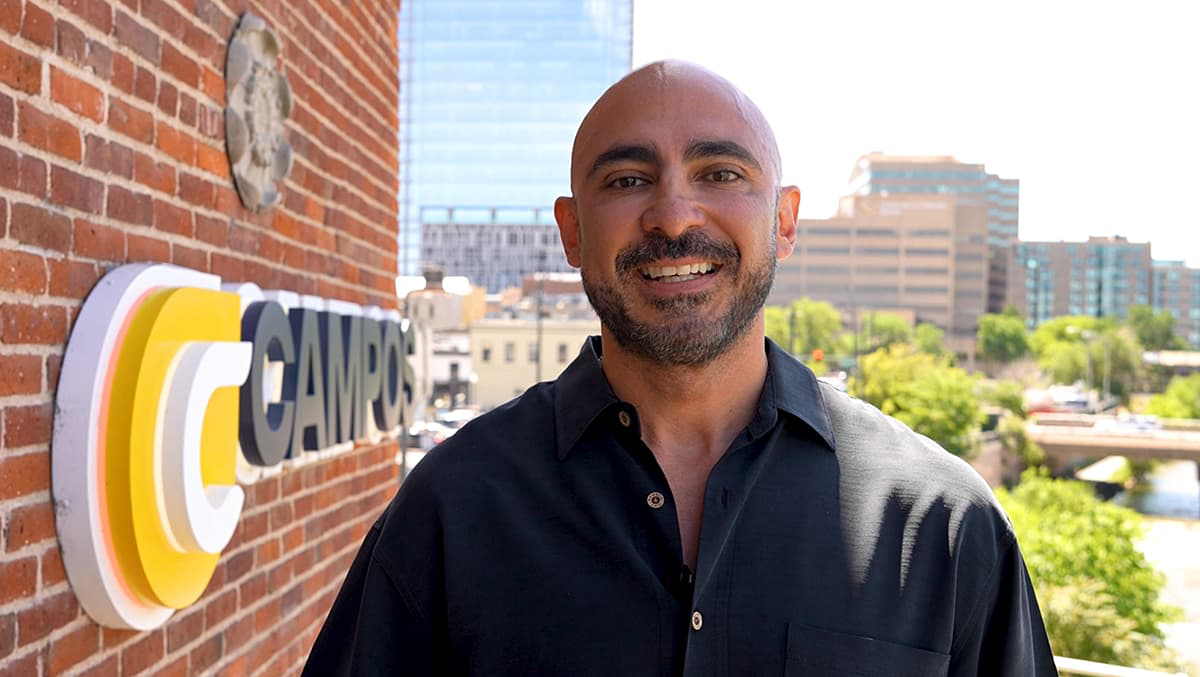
[{"x1": 556, "y1": 63, "x2": 798, "y2": 366}]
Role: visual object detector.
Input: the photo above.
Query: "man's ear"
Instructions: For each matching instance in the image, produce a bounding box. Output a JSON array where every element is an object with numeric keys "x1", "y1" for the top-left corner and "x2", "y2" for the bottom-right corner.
[
  {"x1": 775, "y1": 185, "x2": 800, "y2": 260},
  {"x1": 554, "y1": 196, "x2": 582, "y2": 268}
]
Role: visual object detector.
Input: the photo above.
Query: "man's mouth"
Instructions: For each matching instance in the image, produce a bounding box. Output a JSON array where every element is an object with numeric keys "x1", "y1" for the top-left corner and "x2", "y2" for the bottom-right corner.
[{"x1": 639, "y1": 261, "x2": 720, "y2": 284}]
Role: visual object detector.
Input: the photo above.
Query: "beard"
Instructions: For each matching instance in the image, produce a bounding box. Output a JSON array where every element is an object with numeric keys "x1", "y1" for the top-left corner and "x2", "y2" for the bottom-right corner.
[{"x1": 581, "y1": 227, "x2": 776, "y2": 367}]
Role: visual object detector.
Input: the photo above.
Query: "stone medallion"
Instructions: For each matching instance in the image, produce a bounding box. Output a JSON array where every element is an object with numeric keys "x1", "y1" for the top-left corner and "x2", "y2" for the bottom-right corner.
[{"x1": 224, "y1": 13, "x2": 293, "y2": 212}]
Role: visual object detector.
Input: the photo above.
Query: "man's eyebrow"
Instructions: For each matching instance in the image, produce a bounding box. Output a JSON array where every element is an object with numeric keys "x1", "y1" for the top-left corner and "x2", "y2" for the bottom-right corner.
[
  {"x1": 586, "y1": 144, "x2": 660, "y2": 179},
  {"x1": 684, "y1": 139, "x2": 762, "y2": 171}
]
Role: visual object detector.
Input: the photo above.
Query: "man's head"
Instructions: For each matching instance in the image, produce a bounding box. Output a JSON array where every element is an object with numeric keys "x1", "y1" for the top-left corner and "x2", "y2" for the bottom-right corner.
[{"x1": 555, "y1": 60, "x2": 799, "y2": 366}]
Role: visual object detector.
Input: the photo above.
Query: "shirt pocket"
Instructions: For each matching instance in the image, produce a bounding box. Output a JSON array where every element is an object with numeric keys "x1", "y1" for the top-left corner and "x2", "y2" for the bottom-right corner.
[{"x1": 784, "y1": 624, "x2": 949, "y2": 677}]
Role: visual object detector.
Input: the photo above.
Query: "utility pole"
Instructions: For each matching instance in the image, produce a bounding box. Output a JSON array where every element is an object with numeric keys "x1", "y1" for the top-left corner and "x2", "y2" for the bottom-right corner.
[{"x1": 535, "y1": 250, "x2": 545, "y2": 383}]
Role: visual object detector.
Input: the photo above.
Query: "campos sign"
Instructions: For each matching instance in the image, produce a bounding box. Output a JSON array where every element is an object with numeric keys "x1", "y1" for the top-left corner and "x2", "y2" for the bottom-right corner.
[{"x1": 52, "y1": 263, "x2": 412, "y2": 630}]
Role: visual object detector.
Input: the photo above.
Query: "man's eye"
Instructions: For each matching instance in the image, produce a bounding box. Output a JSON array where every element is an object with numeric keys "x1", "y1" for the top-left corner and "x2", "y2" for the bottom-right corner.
[
  {"x1": 610, "y1": 176, "x2": 647, "y2": 188},
  {"x1": 708, "y1": 170, "x2": 741, "y2": 182}
]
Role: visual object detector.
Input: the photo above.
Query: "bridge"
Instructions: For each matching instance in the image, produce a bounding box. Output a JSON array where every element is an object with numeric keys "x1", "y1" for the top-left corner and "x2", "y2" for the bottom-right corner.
[{"x1": 1026, "y1": 414, "x2": 1200, "y2": 475}]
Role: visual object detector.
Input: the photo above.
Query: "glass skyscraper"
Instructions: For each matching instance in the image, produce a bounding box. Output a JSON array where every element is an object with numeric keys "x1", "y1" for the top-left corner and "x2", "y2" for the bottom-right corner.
[{"x1": 398, "y1": 0, "x2": 633, "y2": 276}]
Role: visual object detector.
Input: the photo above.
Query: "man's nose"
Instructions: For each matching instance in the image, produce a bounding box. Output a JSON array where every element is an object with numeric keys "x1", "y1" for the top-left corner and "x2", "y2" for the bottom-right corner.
[{"x1": 640, "y1": 178, "x2": 704, "y2": 239}]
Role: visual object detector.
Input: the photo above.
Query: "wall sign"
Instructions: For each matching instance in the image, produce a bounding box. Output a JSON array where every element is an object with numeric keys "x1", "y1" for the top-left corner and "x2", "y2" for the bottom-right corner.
[{"x1": 52, "y1": 263, "x2": 412, "y2": 630}]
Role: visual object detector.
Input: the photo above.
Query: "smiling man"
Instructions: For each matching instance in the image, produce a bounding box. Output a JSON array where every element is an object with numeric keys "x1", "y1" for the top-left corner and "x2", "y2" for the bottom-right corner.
[{"x1": 304, "y1": 61, "x2": 1056, "y2": 676}]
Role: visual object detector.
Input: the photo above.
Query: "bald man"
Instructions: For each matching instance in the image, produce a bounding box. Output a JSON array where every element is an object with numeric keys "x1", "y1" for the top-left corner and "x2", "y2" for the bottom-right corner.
[{"x1": 304, "y1": 61, "x2": 1056, "y2": 676}]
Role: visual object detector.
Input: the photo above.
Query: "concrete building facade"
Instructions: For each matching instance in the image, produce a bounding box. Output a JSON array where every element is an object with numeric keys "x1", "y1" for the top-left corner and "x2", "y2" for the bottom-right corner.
[
  {"x1": 1152, "y1": 260, "x2": 1200, "y2": 348},
  {"x1": 419, "y1": 207, "x2": 573, "y2": 291},
  {"x1": 469, "y1": 318, "x2": 599, "y2": 409}
]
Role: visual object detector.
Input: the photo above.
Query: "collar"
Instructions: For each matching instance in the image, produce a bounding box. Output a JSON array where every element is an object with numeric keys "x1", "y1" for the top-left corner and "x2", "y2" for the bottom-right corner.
[{"x1": 553, "y1": 336, "x2": 837, "y2": 460}]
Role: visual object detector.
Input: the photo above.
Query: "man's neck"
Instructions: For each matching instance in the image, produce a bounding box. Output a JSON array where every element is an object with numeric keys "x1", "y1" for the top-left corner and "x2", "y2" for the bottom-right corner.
[{"x1": 599, "y1": 324, "x2": 768, "y2": 464}]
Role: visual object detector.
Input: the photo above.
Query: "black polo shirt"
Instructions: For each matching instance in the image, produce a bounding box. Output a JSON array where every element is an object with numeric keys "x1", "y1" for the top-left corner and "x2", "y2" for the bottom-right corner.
[{"x1": 304, "y1": 337, "x2": 1055, "y2": 676}]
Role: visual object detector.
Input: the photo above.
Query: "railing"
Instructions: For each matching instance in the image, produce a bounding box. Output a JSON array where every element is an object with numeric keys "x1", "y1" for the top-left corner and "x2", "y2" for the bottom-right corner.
[{"x1": 1056, "y1": 655, "x2": 1192, "y2": 677}]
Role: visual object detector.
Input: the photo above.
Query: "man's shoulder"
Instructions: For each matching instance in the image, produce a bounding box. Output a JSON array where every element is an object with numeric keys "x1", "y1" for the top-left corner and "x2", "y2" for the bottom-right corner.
[{"x1": 815, "y1": 381, "x2": 1007, "y2": 525}]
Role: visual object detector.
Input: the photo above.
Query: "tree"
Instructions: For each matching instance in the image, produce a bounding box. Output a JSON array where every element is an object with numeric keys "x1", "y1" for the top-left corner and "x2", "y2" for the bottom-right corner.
[
  {"x1": 1147, "y1": 373, "x2": 1200, "y2": 419},
  {"x1": 851, "y1": 345, "x2": 982, "y2": 457},
  {"x1": 996, "y1": 472, "x2": 1182, "y2": 670},
  {"x1": 764, "y1": 297, "x2": 842, "y2": 360},
  {"x1": 1128, "y1": 304, "x2": 1185, "y2": 351},
  {"x1": 856, "y1": 311, "x2": 911, "y2": 353},
  {"x1": 913, "y1": 322, "x2": 946, "y2": 357},
  {"x1": 977, "y1": 313, "x2": 1029, "y2": 363},
  {"x1": 1029, "y1": 317, "x2": 1142, "y2": 402}
]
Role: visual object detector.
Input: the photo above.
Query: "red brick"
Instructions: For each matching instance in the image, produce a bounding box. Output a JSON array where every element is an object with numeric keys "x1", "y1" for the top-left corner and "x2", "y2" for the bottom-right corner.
[
  {"x1": 200, "y1": 66, "x2": 223, "y2": 105},
  {"x1": 3, "y1": 402, "x2": 53, "y2": 447},
  {"x1": 166, "y1": 608, "x2": 204, "y2": 652},
  {"x1": 157, "y1": 655, "x2": 189, "y2": 677},
  {"x1": 0, "y1": 354, "x2": 41, "y2": 396},
  {"x1": 55, "y1": 19, "x2": 87, "y2": 65},
  {"x1": 0, "y1": 651, "x2": 36, "y2": 676},
  {"x1": 182, "y1": 23, "x2": 219, "y2": 67},
  {"x1": 74, "y1": 218, "x2": 126, "y2": 260},
  {"x1": 11, "y1": 203, "x2": 72, "y2": 253},
  {"x1": 171, "y1": 243, "x2": 206, "y2": 271},
  {"x1": 161, "y1": 42, "x2": 199, "y2": 87},
  {"x1": 17, "y1": 154, "x2": 47, "y2": 196},
  {"x1": 16, "y1": 591, "x2": 78, "y2": 646},
  {"x1": 42, "y1": 545, "x2": 66, "y2": 586},
  {"x1": 157, "y1": 79, "x2": 177, "y2": 116},
  {"x1": 107, "y1": 184, "x2": 153, "y2": 226},
  {"x1": 18, "y1": 102, "x2": 82, "y2": 162},
  {"x1": 127, "y1": 234, "x2": 169, "y2": 262},
  {"x1": 114, "y1": 11, "x2": 159, "y2": 63},
  {"x1": 203, "y1": 589, "x2": 237, "y2": 629},
  {"x1": 19, "y1": 2, "x2": 54, "y2": 48},
  {"x1": 101, "y1": 626, "x2": 137, "y2": 650},
  {"x1": 0, "y1": 42, "x2": 40, "y2": 95},
  {"x1": 108, "y1": 98, "x2": 154, "y2": 144},
  {"x1": 46, "y1": 622, "x2": 99, "y2": 675},
  {"x1": 134, "y1": 152, "x2": 175, "y2": 193},
  {"x1": 121, "y1": 629, "x2": 164, "y2": 676},
  {"x1": 196, "y1": 141, "x2": 228, "y2": 178},
  {"x1": 85, "y1": 135, "x2": 135, "y2": 177},
  {"x1": 195, "y1": 214, "x2": 228, "y2": 247},
  {"x1": 112, "y1": 52, "x2": 134, "y2": 94},
  {"x1": 178, "y1": 91, "x2": 197, "y2": 126},
  {"x1": 86, "y1": 39, "x2": 113, "y2": 80},
  {"x1": 178, "y1": 172, "x2": 213, "y2": 207},
  {"x1": 0, "y1": 91, "x2": 12, "y2": 137},
  {"x1": 156, "y1": 120, "x2": 195, "y2": 164},
  {"x1": 5, "y1": 501, "x2": 55, "y2": 552},
  {"x1": 0, "y1": 250, "x2": 47, "y2": 294},
  {"x1": 239, "y1": 572, "x2": 267, "y2": 607},
  {"x1": 50, "y1": 165, "x2": 105, "y2": 214},
  {"x1": 0, "y1": 0, "x2": 19, "y2": 34},
  {"x1": 48, "y1": 257, "x2": 99, "y2": 299},
  {"x1": 0, "y1": 451, "x2": 49, "y2": 500},
  {"x1": 190, "y1": 634, "x2": 222, "y2": 673},
  {"x1": 51, "y1": 67, "x2": 104, "y2": 121},
  {"x1": 154, "y1": 199, "x2": 192, "y2": 236},
  {"x1": 0, "y1": 613, "x2": 13, "y2": 660},
  {"x1": 0, "y1": 557, "x2": 36, "y2": 604},
  {"x1": 134, "y1": 64, "x2": 156, "y2": 102},
  {"x1": 61, "y1": 0, "x2": 113, "y2": 33}
]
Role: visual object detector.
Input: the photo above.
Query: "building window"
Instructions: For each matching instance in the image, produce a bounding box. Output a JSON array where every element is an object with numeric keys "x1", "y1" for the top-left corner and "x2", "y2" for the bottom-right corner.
[
  {"x1": 528, "y1": 342, "x2": 538, "y2": 363},
  {"x1": 505, "y1": 342, "x2": 515, "y2": 363},
  {"x1": 558, "y1": 343, "x2": 569, "y2": 363},
  {"x1": 481, "y1": 347, "x2": 491, "y2": 363}
]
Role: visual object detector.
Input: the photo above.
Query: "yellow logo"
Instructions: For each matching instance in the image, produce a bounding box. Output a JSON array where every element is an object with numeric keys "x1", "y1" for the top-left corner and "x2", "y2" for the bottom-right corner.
[{"x1": 52, "y1": 264, "x2": 409, "y2": 629}]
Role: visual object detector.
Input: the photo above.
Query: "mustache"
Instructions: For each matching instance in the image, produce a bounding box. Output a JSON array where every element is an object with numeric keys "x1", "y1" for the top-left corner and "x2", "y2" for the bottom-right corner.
[{"x1": 614, "y1": 231, "x2": 739, "y2": 275}]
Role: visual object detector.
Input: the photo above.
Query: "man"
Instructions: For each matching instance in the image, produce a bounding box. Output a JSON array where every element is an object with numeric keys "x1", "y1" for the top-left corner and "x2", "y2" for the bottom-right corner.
[{"x1": 304, "y1": 61, "x2": 1056, "y2": 676}]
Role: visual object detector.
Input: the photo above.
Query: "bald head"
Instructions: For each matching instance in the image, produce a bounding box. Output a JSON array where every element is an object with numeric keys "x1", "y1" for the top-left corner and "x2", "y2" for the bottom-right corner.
[{"x1": 568, "y1": 60, "x2": 783, "y2": 195}]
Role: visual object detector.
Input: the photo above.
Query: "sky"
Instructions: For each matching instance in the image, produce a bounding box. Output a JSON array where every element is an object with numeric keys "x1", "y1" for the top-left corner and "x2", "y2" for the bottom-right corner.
[{"x1": 631, "y1": 0, "x2": 1200, "y2": 266}]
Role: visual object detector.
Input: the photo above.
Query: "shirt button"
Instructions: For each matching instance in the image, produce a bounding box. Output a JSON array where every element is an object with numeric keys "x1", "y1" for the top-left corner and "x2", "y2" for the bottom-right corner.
[
  {"x1": 691, "y1": 610, "x2": 703, "y2": 631},
  {"x1": 646, "y1": 491, "x2": 665, "y2": 509},
  {"x1": 617, "y1": 410, "x2": 632, "y2": 427}
]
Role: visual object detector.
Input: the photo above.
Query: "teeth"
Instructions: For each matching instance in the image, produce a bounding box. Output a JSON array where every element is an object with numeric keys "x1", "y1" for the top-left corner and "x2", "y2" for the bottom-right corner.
[{"x1": 641, "y1": 262, "x2": 716, "y2": 280}]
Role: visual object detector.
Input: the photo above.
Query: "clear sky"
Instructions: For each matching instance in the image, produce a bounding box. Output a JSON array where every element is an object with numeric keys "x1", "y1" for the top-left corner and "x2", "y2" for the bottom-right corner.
[{"x1": 631, "y1": 0, "x2": 1200, "y2": 266}]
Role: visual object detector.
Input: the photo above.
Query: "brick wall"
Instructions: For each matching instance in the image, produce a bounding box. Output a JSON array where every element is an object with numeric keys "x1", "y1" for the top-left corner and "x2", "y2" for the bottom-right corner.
[{"x1": 0, "y1": 1, "x2": 401, "y2": 674}]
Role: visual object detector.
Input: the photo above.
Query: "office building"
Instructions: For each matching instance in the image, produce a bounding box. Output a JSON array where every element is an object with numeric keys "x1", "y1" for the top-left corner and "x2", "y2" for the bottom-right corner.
[
  {"x1": 420, "y1": 207, "x2": 575, "y2": 291},
  {"x1": 1006, "y1": 236, "x2": 1153, "y2": 329},
  {"x1": 398, "y1": 0, "x2": 634, "y2": 276},
  {"x1": 771, "y1": 193, "x2": 990, "y2": 355},
  {"x1": 1153, "y1": 260, "x2": 1200, "y2": 348},
  {"x1": 846, "y1": 154, "x2": 1019, "y2": 311}
]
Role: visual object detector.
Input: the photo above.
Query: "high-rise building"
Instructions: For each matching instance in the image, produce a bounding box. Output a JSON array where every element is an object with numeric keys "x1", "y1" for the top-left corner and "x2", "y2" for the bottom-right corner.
[
  {"x1": 771, "y1": 193, "x2": 990, "y2": 355},
  {"x1": 846, "y1": 154, "x2": 1019, "y2": 312},
  {"x1": 398, "y1": 0, "x2": 633, "y2": 277},
  {"x1": 1006, "y1": 236, "x2": 1153, "y2": 329},
  {"x1": 420, "y1": 207, "x2": 574, "y2": 291},
  {"x1": 1153, "y1": 260, "x2": 1200, "y2": 348}
]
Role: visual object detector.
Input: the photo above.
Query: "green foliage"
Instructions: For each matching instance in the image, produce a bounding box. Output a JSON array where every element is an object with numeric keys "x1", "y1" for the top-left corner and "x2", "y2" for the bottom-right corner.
[
  {"x1": 977, "y1": 313, "x2": 1030, "y2": 363},
  {"x1": 996, "y1": 414, "x2": 1044, "y2": 467},
  {"x1": 1147, "y1": 373, "x2": 1200, "y2": 419},
  {"x1": 851, "y1": 345, "x2": 982, "y2": 457},
  {"x1": 765, "y1": 297, "x2": 843, "y2": 359},
  {"x1": 913, "y1": 322, "x2": 946, "y2": 357},
  {"x1": 996, "y1": 472, "x2": 1181, "y2": 648},
  {"x1": 979, "y1": 380, "x2": 1027, "y2": 419},
  {"x1": 856, "y1": 311, "x2": 911, "y2": 353},
  {"x1": 1128, "y1": 304, "x2": 1186, "y2": 351},
  {"x1": 1028, "y1": 317, "x2": 1142, "y2": 402}
]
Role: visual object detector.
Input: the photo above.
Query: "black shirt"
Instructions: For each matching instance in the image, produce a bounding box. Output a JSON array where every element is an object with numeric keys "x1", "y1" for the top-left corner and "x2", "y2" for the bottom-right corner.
[{"x1": 304, "y1": 338, "x2": 1056, "y2": 676}]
